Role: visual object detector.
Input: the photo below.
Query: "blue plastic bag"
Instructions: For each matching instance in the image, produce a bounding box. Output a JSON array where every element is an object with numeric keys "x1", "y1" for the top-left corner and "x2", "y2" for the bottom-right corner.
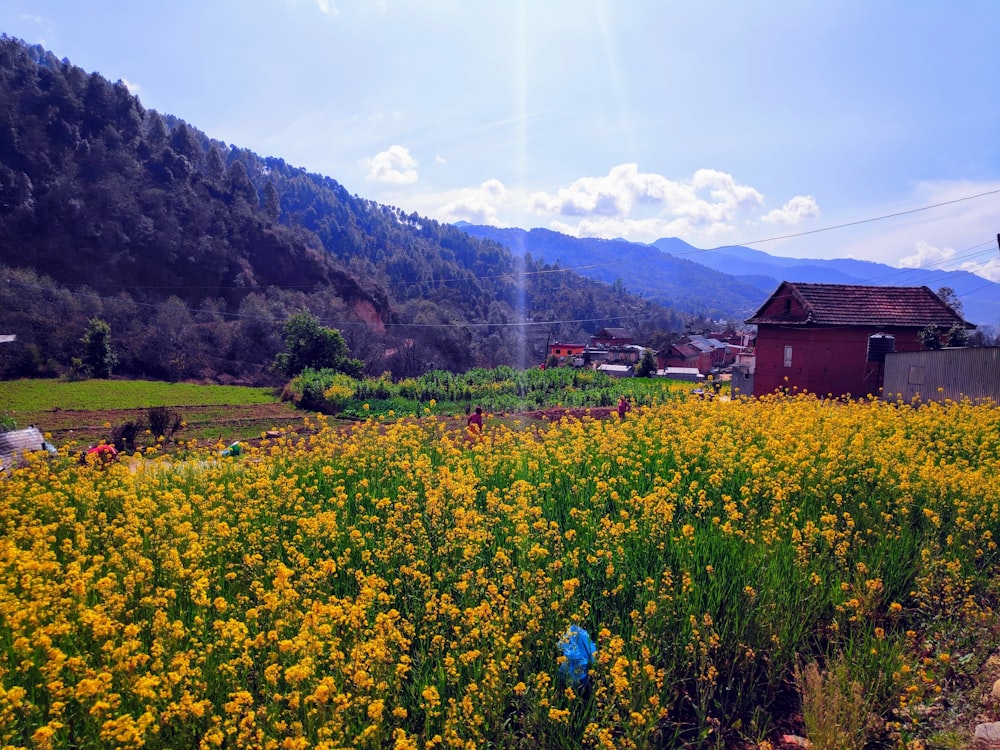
[{"x1": 558, "y1": 625, "x2": 596, "y2": 682}]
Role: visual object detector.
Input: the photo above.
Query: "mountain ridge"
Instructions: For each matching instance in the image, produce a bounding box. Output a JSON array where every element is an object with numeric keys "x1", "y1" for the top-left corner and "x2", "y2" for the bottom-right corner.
[
  {"x1": 458, "y1": 225, "x2": 1000, "y2": 326},
  {"x1": 666, "y1": 240, "x2": 1000, "y2": 325}
]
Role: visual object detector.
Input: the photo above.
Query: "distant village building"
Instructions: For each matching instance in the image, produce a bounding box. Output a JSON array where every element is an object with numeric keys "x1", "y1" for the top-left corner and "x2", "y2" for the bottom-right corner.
[
  {"x1": 597, "y1": 363, "x2": 634, "y2": 378},
  {"x1": 745, "y1": 282, "x2": 972, "y2": 398},
  {"x1": 614, "y1": 344, "x2": 645, "y2": 365},
  {"x1": 656, "y1": 332, "x2": 737, "y2": 375},
  {"x1": 687, "y1": 335, "x2": 728, "y2": 368},
  {"x1": 590, "y1": 328, "x2": 634, "y2": 348},
  {"x1": 549, "y1": 341, "x2": 587, "y2": 357},
  {"x1": 547, "y1": 328, "x2": 639, "y2": 369},
  {"x1": 547, "y1": 342, "x2": 587, "y2": 365},
  {"x1": 655, "y1": 367, "x2": 705, "y2": 383},
  {"x1": 658, "y1": 340, "x2": 713, "y2": 374}
]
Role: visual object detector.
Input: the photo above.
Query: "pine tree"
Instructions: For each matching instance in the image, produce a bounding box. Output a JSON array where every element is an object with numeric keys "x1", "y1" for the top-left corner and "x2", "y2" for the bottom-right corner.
[{"x1": 262, "y1": 179, "x2": 281, "y2": 222}]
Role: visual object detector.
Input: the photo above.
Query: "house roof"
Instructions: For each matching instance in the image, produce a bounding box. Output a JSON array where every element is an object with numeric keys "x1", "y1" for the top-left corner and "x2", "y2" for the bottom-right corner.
[
  {"x1": 669, "y1": 343, "x2": 703, "y2": 358},
  {"x1": 687, "y1": 334, "x2": 727, "y2": 350},
  {"x1": 746, "y1": 282, "x2": 972, "y2": 328}
]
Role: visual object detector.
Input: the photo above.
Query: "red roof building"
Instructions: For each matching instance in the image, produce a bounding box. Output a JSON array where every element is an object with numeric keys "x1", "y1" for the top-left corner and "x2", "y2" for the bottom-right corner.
[
  {"x1": 657, "y1": 340, "x2": 714, "y2": 374},
  {"x1": 745, "y1": 282, "x2": 972, "y2": 398}
]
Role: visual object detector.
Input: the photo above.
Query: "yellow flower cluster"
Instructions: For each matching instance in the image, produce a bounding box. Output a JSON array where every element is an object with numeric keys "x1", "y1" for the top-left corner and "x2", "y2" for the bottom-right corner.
[{"x1": 0, "y1": 393, "x2": 997, "y2": 747}]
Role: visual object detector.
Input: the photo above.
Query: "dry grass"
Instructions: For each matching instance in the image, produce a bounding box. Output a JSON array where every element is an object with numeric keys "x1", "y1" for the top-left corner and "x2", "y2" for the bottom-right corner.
[{"x1": 795, "y1": 656, "x2": 873, "y2": 750}]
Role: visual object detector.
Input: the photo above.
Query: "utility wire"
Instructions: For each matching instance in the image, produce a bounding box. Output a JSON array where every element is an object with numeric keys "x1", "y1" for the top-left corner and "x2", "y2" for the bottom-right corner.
[
  {"x1": 2, "y1": 277, "x2": 657, "y2": 331},
  {"x1": 708, "y1": 187, "x2": 1000, "y2": 248}
]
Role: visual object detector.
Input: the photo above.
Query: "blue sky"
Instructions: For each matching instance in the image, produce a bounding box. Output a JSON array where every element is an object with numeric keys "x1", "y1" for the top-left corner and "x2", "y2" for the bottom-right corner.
[{"x1": 3, "y1": 1, "x2": 999, "y2": 281}]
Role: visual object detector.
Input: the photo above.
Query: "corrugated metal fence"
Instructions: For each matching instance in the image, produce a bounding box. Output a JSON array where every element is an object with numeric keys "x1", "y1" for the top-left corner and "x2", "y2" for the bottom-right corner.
[{"x1": 882, "y1": 347, "x2": 1000, "y2": 404}]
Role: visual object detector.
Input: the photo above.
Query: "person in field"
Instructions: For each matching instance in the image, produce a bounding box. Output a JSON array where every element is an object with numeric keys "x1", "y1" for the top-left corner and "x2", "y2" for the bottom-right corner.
[
  {"x1": 617, "y1": 395, "x2": 631, "y2": 420},
  {"x1": 467, "y1": 406, "x2": 483, "y2": 434},
  {"x1": 81, "y1": 442, "x2": 118, "y2": 464}
]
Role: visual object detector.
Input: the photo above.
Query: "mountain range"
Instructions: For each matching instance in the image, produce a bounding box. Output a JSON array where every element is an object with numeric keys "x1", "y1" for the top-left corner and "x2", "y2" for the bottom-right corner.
[{"x1": 457, "y1": 226, "x2": 1000, "y2": 328}]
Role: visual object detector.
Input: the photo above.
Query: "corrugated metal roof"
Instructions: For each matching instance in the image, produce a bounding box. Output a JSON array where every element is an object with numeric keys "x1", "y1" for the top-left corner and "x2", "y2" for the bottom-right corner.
[
  {"x1": 598, "y1": 364, "x2": 634, "y2": 376},
  {"x1": 746, "y1": 282, "x2": 971, "y2": 328},
  {"x1": 687, "y1": 335, "x2": 727, "y2": 350}
]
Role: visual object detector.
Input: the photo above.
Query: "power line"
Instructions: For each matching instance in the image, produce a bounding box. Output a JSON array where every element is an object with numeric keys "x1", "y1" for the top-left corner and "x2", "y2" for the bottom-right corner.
[
  {"x1": 709, "y1": 187, "x2": 1000, "y2": 248},
  {"x1": 861, "y1": 241, "x2": 997, "y2": 284},
  {"x1": 2, "y1": 277, "x2": 656, "y2": 332}
]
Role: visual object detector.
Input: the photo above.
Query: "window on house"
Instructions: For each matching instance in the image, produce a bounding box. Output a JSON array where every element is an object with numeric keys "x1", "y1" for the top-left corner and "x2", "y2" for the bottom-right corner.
[{"x1": 783, "y1": 345, "x2": 793, "y2": 368}]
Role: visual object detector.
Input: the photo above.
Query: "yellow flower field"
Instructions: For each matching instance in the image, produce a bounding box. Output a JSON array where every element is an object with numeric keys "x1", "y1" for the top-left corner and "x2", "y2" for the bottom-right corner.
[{"x1": 1, "y1": 393, "x2": 998, "y2": 748}]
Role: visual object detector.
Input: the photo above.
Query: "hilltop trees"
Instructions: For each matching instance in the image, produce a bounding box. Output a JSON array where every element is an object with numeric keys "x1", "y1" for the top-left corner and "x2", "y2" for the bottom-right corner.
[{"x1": 0, "y1": 34, "x2": 684, "y2": 383}]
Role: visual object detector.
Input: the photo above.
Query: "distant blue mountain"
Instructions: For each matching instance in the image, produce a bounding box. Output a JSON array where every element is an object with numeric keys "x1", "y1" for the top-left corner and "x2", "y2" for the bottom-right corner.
[
  {"x1": 455, "y1": 225, "x2": 768, "y2": 320},
  {"x1": 658, "y1": 239, "x2": 1000, "y2": 326},
  {"x1": 455, "y1": 225, "x2": 1000, "y2": 326}
]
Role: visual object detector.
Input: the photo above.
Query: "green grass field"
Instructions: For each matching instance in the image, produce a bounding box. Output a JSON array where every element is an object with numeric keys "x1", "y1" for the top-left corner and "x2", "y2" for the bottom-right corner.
[
  {"x1": 0, "y1": 378, "x2": 277, "y2": 411},
  {"x1": 0, "y1": 379, "x2": 306, "y2": 448}
]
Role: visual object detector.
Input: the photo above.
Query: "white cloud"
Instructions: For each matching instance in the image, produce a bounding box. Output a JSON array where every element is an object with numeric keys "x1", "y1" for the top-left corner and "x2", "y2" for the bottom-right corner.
[
  {"x1": 897, "y1": 240, "x2": 955, "y2": 269},
  {"x1": 526, "y1": 164, "x2": 765, "y2": 233},
  {"x1": 896, "y1": 237, "x2": 1000, "y2": 282},
  {"x1": 760, "y1": 195, "x2": 820, "y2": 225},
  {"x1": 507, "y1": 164, "x2": 790, "y2": 243},
  {"x1": 120, "y1": 77, "x2": 141, "y2": 95},
  {"x1": 437, "y1": 179, "x2": 508, "y2": 225},
  {"x1": 315, "y1": 0, "x2": 339, "y2": 16},
  {"x1": 961, "y1": 257, "x2": 1000, "y2": 282},
  {"x1": 527, "y1": 168, "x2": 629, "y2": 217},
  {"x1": 691, "y1": 169, "x2": 765, "y2": 211},
  {"x1": 549, "y1": 216, "x2": 704, "y2": 244},
  {"x1": 365, "y1": 145, "x2": 418, "y2": 185}
]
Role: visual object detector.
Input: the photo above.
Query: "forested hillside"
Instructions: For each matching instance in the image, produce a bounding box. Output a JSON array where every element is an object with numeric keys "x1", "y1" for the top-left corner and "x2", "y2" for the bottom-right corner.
[{"x1": 0, "y1": 36, "x2": 681, "y2": 384}]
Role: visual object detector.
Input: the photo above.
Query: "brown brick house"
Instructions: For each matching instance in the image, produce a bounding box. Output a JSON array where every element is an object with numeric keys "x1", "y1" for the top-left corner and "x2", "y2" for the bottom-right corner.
[{"x1": 745, "y1": 282, "x2": 972, "y2": 398}]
